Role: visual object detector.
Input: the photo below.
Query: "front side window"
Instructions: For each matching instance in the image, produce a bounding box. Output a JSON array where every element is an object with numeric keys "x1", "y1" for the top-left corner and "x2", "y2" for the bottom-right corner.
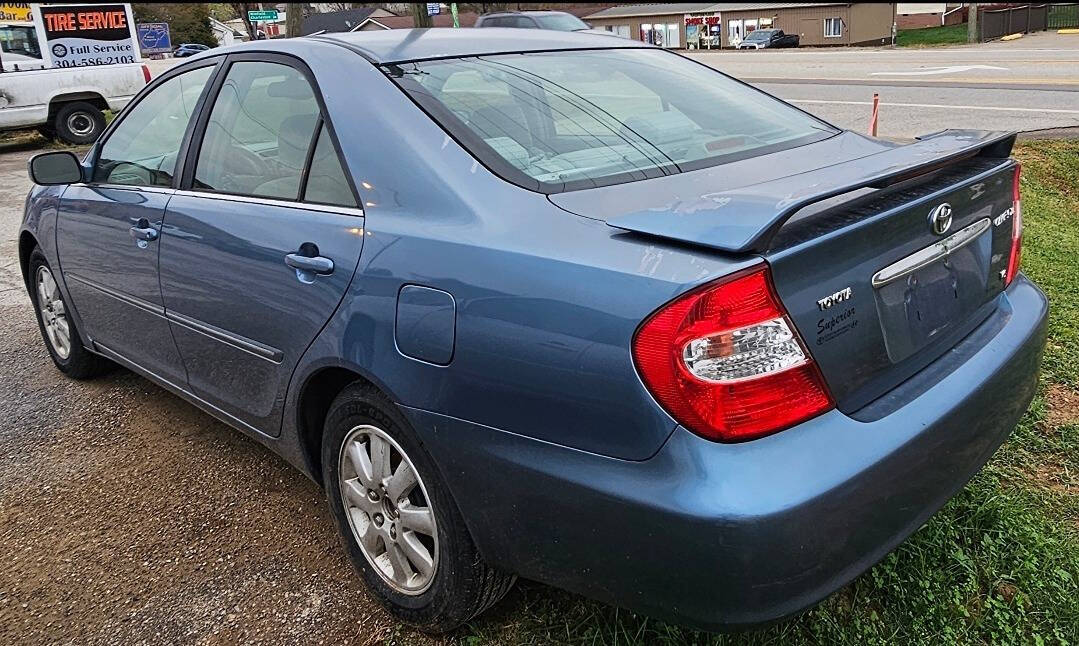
[
  {"x1": 825, "y1": 17, "x2": 843, "y2": 38},
  {"x1": 194, "y1": 61, "x2": 320, "y2": 200},
  {"x1": 94, "y1": 65, "x2": 214, "y2": 186},
  {"x1": 387, "y1": 49, "x2": 835, "y2": 192}
]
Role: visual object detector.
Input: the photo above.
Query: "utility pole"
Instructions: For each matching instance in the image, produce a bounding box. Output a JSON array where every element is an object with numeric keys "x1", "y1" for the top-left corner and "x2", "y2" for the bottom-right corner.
[{"x1": 967, "y1": 3, "x2": 979, "y2": 43}]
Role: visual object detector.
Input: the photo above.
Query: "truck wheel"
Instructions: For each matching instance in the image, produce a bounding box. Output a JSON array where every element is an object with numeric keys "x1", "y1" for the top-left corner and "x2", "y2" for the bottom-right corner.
[{"x1": 53, "y1": 102, "x2": 106, "y2": 145}]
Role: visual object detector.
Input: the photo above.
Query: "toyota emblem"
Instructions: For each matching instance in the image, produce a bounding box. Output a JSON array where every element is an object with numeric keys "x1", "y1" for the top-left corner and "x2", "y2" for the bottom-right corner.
[{"x1": 929, "y1": 203, "x2": 953, "y2": 236}]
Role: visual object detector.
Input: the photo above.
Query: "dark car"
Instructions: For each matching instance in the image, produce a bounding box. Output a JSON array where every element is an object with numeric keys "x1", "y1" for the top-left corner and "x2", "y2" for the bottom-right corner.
[
  {"x1": 173, "y1": 43, "x2": 211, "y2": 57},
  {"x1": 475, "y1": 10, "x2": 604, "y2": 33},
  {"x1": 737, "y1": 28, "x2": 800, "y2": 49},
  {"x1": 21, "y1": 29, "x2": 1044, "y2": 634}
]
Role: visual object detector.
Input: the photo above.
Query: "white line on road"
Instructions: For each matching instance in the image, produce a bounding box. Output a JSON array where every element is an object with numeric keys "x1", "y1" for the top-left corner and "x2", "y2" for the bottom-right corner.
[
  {"x1": 787, "y1": 99, "x2": 1079, "y2": 114},
  {"x1": 870, "y1": 65, "x2": 1009, "y2": 76}
]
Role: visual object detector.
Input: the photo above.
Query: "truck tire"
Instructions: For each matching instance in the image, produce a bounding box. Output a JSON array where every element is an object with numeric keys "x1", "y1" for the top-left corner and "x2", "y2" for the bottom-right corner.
[{"x1": 53, "y1": 102, "x2": 106, "y2": 145}]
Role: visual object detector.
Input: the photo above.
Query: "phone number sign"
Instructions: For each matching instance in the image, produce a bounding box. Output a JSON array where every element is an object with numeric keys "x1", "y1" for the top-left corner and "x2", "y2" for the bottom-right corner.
[{"x1": 39, "y1": 4, "x2": 139, "y2": 68}]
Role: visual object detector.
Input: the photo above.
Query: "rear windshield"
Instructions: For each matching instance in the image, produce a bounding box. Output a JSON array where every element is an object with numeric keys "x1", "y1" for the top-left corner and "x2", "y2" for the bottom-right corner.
[{"x1": 384, "y1": 48, "x2": 836, "y2": 193}]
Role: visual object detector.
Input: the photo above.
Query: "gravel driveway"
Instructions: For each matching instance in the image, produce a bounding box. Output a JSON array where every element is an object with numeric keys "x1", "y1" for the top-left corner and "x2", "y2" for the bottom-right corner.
[{"x1": 0, "y1": 146, "x2": 443, "y2": 644}]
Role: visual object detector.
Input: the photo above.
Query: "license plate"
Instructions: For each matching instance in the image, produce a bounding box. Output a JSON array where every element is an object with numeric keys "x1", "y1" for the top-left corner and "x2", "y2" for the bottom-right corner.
[{"x1": 872, "y1": 217, "x2": 993, "y2": 363}]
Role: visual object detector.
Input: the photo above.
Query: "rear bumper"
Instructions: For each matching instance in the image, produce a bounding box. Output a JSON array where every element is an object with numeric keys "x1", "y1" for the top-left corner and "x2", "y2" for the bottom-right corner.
[{"x1": 405, "y1": 275, "x2": 1047, "y2": 631}]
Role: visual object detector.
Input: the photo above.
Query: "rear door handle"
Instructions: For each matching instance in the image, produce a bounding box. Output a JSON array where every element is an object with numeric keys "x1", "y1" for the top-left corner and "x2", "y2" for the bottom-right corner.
[
  {"x1": 285, "y1": 243, "x2": 334, "y2": 284},
  {"x1": 285, "y1": 253, "x2": 334, "y2": 275}
]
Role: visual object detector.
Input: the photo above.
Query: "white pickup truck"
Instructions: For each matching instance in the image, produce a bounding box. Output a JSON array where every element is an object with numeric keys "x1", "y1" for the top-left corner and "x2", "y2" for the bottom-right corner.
[{"x1": 0, "y1": 63, "x2": 149, "y2": 144}]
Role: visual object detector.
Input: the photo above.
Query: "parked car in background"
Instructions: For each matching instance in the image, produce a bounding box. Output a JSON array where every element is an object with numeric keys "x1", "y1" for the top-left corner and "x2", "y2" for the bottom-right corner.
[
  {"x1": 173, "y1": 43, "x2": 212, "y2": 57},
  {"x1": 20, "y1": 30, "x2": 1045, "y2": 634},
  {"x1": 475, "y1": 10, "x2": 605, "y2": 33},
  {"x1": 737, "y1": 28, "x2": 800, "y2": 49},
  {"x1": 0, "y1": 63, "x2": 150, "y2": 143}
]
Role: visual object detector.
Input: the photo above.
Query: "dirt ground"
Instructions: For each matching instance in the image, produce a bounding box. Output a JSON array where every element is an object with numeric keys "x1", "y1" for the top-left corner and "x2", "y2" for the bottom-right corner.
[{"x1": 0, "y1": 147, "x2": 465, "y2": 644}]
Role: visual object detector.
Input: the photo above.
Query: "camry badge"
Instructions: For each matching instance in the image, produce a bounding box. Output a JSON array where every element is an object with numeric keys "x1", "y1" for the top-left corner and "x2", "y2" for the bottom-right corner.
[{"x1": 929, "y1": 203, "x2": 953, "y2": 236}]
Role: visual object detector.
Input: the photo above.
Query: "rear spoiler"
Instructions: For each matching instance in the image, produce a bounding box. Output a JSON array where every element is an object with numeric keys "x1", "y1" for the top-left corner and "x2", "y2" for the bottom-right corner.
[{"x1": 603, "y1": 129, "x2": 1016, "y2": 254}]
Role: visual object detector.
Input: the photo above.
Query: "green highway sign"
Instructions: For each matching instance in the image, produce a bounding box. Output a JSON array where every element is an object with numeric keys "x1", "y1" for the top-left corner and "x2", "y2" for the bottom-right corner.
[{"x1": 247, "y1": 9, "x2": 278, "y2": 21}]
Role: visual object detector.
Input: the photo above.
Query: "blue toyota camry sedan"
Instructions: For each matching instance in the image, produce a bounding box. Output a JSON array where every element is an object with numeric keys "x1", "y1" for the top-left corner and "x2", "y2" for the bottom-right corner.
[{"x1": 20, "y1": 30, "x2": 1046, "y2": 633}]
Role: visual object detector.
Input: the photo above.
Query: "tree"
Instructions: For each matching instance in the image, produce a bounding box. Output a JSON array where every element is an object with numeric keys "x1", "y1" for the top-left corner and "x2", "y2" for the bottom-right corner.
[
  {"x1": 229, "y1": 2, "x2": 259, "y2": 40},
  {"x1": 286, "y1": 3, "x2": 304, "y2": 37},
  {"x1": 208, "y1": 3, "x2": 237, "y2": 21},
  {"x1": 411, "y1": 3, "x2": 433, "y2": 27},
  {"x1": 132, "y1": 3, "x2": 217, "y2": 47}
]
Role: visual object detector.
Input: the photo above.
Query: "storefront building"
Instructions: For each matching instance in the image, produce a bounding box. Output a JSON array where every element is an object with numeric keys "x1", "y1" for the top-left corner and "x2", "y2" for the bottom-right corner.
[{"x1": 585, "y1": 2, "x2": 897, "y2": 49}]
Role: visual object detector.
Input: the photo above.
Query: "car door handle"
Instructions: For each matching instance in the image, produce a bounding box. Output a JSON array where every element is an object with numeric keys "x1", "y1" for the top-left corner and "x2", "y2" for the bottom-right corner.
[
  {"x1": 129, "y1": 218, "x2": 158, "y2": 248},
  {"x1": 285, "y1": 252, "x2": 334, "y2": 275},
  {"x1": 130, "y1": 226, "x2": 158, "y2": 241}
]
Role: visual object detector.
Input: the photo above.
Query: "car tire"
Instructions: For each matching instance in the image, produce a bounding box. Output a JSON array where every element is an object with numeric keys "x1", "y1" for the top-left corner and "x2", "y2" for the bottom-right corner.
[
  {"x1": 322, "y1": 382, "x2": 515, "y2": 633},
  {"x1": 53, "y1": 101, "x2": 106, "y2": 145},
  {"x1": 28, "y1": 248, "x2": 113, "y2": 379}
]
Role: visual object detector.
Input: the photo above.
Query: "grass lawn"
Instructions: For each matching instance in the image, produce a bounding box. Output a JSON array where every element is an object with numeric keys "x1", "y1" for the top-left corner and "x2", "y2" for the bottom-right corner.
[
  {"x1": 898, "y1": 24, "x2": 970, "y2": 47},
  {"x1": 412, "y1": 140, "x2": 1079, "y2": 645}
]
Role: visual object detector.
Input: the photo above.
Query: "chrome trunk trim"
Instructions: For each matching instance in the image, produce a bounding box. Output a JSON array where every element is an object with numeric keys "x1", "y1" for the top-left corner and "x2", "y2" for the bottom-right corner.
[{"x1": 872, "y1": 217, "x2": 992, "y2": 288}]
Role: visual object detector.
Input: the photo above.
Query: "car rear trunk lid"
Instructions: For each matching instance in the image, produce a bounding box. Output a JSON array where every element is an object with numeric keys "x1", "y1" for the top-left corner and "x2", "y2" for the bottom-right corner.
[
  {"x1": 551, "y1": 129, "x2": 1019, "y2": 412},
  {"x1": 767, "y1": 155, "x2": 1017, "y2": 411}
]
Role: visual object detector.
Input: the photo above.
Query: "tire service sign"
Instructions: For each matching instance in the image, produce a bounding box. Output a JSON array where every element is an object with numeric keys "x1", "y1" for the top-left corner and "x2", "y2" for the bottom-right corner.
[{"x1": 39, "y1": 4, "x2": 139, "y2": 67}]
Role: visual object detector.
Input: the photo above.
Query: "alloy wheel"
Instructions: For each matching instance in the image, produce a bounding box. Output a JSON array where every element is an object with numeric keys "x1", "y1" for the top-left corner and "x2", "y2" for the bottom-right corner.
[
  {"x1": 36, "y1": 266, "x2": 71, "y2": 359},
  {"x1": 338, "y1": 424, "x2": 439, "y2": 595}
]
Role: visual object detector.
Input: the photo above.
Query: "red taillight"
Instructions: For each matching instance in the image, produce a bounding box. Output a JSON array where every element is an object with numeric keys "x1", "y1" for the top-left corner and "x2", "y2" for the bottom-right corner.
[
  {"x1": 1005, "y1": 163, "x2": 1023, "y2": 285},
  {"x1": 633, "y1": 265, "x2": 833, "y2": 443},
  {"x1": 141, "y1": 64, "x2": 151, "y2": 84}
]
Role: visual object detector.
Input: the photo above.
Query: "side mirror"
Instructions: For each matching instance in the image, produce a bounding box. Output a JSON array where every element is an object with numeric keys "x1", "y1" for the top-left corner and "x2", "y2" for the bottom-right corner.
[{"x1": 28, "y1": 151, "x2": 83, "y2": 185}]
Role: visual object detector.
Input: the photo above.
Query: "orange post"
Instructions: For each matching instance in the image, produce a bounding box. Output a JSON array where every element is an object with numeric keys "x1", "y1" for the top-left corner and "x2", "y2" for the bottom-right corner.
[{"x1": 869, "y1": 93, "x2": 880, "y2": 137}]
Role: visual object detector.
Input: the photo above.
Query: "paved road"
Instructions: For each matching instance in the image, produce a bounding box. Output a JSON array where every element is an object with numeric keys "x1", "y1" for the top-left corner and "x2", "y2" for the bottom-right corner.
[{"x1": 688, "y1": 32, "x2": 1079, "y2": 138}]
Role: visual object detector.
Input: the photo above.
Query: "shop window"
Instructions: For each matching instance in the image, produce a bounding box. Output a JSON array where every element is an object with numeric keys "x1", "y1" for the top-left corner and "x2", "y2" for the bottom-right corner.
[
  {"x1": 666, "y1": 23, "x2": 680, "y2": 48},
  {"x1": 728, "y1": 19, "x2": 743, "y2": 44},
  {"x1": 640, "y1": 23, "x2": 668, "y2": 46},
  {"x1": 825, "y1": 17, "x2": 843, "y2": 38},
  {"x1": 604, "y1": 24, "x2": 630, "y2": 38}
]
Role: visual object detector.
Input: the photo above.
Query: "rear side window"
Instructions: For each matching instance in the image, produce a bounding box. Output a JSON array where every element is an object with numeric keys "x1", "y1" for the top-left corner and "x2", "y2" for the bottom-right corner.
[
  {"x1": 303, "y1": 126, "x2": 357, "y2": 207},
  {"x1": 386, "y1": 49, "x2": 836, "y2": 193},
  {"x1": 94, "y1": 65, "x2": 213, "y2": 186},
  {"x1": 194, "y1": 61, "x2": 320, "y2": 200}
]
